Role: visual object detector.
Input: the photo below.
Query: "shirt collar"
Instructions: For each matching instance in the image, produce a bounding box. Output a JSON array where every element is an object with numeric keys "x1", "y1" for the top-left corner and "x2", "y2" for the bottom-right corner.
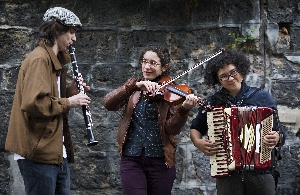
[{"x1": 41, "y1": 42, "x2": 71, "y2": 70}]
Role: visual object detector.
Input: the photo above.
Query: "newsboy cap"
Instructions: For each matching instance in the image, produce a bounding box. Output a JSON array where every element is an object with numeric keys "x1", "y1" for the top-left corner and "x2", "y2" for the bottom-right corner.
[{"x1": 43, "y1": 7, "x2": 82, "y2": 27}]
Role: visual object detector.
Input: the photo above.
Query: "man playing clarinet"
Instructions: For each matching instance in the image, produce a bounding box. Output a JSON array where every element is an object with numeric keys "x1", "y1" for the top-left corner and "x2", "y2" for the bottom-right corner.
[{"x1": 5, "y1": 7, "x2": 90, "y2": 195}]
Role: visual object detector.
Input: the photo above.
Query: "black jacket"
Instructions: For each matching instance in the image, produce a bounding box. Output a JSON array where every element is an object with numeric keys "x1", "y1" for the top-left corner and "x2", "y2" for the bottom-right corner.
[{"x1": 190, "y1": 81, "x2": 285, "y2": 145}]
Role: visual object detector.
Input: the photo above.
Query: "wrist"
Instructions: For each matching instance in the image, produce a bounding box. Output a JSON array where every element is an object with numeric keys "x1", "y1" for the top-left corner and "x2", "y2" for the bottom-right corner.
[{"x1": 275, "y1": 130, "x2": 282, "y2": 144}]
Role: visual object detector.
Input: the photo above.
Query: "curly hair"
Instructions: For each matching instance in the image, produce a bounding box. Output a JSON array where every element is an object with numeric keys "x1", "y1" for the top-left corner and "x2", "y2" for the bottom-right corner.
[
  {"x1": 139, "y1": 42, "x2": 170, "y2": 76},
  {"x1": 203, "y1": 49, "x2": 250, "y2": 86},
  {"x1": 35, "y1": 21, "x2": 72, "y2": 47}
]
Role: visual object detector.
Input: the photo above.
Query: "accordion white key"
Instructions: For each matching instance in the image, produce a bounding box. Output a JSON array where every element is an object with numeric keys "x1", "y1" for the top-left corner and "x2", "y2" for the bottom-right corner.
[{"x1": 207, "y1": 106, "x2": 274, "y2": 178}]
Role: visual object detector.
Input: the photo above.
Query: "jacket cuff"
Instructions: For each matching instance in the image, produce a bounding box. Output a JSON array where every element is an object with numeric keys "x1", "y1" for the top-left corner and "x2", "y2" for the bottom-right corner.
[
  {"x1": 124, "y1": 78, "x2": 140, "y2": 94},
  {"x1": 176, "y1": 105, "x2": 190, "y2": 118},
  {"x1": 62, "y1": 98, "x2": 71, "y2": 113}
]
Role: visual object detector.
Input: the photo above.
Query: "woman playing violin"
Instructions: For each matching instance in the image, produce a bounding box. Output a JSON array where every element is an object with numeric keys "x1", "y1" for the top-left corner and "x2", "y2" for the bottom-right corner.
[{"x1": 103, "y1": 43, "x2": 198, "y2": 195}]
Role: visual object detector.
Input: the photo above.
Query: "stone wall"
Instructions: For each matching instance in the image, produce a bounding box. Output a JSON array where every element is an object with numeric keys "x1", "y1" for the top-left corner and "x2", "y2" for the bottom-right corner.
[{"x1": 0, "y1": 0, "x2": 300, "y2": 194}]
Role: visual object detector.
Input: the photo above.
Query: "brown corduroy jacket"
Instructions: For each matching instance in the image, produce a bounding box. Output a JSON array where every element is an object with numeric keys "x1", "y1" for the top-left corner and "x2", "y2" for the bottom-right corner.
[
  {"x1": 103, "y1": 78, "x2": 191, "y2": 168},
  {"x1": 5, "y1": 42, "x2": 74, "y2": 165}
]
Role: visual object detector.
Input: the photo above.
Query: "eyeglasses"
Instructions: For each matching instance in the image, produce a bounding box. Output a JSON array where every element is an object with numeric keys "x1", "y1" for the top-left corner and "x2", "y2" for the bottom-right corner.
[
  {"x1": 141, "y1": 58, "x2": 161, "y2": 67},
  {"x1": 219, "y1": 69, "x2": 239, "y2": 81}
]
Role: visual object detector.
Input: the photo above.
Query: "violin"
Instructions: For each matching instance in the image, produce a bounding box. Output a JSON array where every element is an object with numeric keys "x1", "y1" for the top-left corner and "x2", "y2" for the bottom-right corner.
[
  {"x1": 146, "y1": 76, "x2": 213, "y2": 110},
  {"x1": 145, "y1": 76, "x2": 190, "y2": 105},
  {"x1": 145, "y1": 48, "x2": 225, "y2": 108},
  {"x1": 154, "y1": 76, "x2": 192, "y2": 105}
]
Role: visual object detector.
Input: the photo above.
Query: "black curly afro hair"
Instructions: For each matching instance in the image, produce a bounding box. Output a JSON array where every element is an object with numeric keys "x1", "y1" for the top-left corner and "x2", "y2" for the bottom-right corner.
[{"x1": 203, "y1": 49, "x2": 250, "y2": 86}]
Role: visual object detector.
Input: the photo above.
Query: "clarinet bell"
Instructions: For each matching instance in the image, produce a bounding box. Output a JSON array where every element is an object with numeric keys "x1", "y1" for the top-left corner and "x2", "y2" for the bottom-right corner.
[{"x1": 87, "y1": 140, "x2": 98, "y2": 146}]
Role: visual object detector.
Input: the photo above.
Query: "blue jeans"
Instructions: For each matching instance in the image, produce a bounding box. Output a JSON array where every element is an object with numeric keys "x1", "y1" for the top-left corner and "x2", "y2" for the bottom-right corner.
[
  {"x1": 120, "y1": 154, "x2": 176, "y2": 195},
  {"x1": 17, "y1": 158, "x2": 70, "y2": 195}
]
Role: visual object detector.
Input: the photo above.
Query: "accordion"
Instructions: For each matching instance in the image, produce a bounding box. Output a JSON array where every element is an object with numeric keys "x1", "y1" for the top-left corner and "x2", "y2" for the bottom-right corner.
[{"x1": 207, "y1": 106, "x2": 274, "y2": 178}]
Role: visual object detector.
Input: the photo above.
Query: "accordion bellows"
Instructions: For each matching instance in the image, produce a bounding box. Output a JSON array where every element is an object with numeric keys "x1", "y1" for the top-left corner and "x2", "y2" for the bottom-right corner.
[{"x1": 207, "y1": 106, "x2": 274, "y2": 178}]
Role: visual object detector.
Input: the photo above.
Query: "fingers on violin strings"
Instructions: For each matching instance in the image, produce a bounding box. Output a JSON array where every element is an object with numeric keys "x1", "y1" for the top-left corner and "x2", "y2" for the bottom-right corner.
[
  {"x1": 147, "y1": 85, "x2": 153, "y2": 93},
  {"x1": 186, "y1": 95, "x2": 195, "y2": 102},
  {"x1": 143, "y1": 82, "x2": 149, "y2": 89}
]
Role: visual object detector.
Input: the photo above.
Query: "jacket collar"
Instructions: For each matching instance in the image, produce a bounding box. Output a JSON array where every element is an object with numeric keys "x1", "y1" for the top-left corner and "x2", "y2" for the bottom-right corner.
[
  {"x1": 220, "y1": 81, "x2": 249, "y2": 98},
  {"x1": 41, "y1": 42, "x2": 71, "y2": 70}
]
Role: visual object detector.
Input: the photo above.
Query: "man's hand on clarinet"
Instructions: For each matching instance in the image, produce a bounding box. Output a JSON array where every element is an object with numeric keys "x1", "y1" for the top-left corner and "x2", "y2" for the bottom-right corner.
[
  {"x1": 67, "y1": 77, "x2": 91, "y2": 97},
  {"x1": 68, "y1": 93, "x2": 91, "y2": 108}
]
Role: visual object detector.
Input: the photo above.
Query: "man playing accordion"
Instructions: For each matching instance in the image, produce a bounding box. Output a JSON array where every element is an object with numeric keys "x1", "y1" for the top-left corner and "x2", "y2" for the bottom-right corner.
[{"x1": 190, "y1": 49, "x2": 285, "y2": 195}]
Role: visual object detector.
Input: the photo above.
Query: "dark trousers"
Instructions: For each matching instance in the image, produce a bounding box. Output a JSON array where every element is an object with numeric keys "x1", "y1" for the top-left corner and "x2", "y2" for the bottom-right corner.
[
  {"x1": 17, "y1": 158, "x2": 70, "y2": 195},
  {"x1": 216, "y1": 171, "x2": 275, "y2": 195},
  {"x1": 120, "y1": 154, "x2": 176, "y2": 195}
]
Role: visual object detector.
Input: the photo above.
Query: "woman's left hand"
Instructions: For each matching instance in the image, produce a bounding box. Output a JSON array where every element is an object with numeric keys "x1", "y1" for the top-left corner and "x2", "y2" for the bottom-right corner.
[
  {"x1": 182, "y1": 94, "x2": 198, "y2": 110},
  {"x1": 263, "y1": 131, "x2": 280, "y2": 150}
]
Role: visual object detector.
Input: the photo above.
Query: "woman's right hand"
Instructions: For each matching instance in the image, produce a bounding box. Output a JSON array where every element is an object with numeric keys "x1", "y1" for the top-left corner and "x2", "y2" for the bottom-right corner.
[
  {"x1": 190, "y1": 129, "x2": 218, "y2": 156},
  {"x1": 193, "y1": 138, "x2": 218, "y2": 156},
  {"x1": 136, "y1": 80, "x2": 160, "y2": 94}
]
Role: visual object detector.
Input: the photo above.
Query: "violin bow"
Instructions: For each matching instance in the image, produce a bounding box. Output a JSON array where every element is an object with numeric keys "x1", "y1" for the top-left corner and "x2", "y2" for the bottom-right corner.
[{"x1": 158, "y1": 48, "x2": 225, "y2": 90}]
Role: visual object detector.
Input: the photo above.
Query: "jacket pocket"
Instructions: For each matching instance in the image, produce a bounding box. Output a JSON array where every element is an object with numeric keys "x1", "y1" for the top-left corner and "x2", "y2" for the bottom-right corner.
[{"x1": 29, "y1": 119, "x2": 60, "y2": 159}]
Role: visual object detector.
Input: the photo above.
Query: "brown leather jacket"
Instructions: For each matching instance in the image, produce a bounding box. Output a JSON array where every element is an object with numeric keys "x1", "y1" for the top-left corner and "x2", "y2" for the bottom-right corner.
[{"x1": 103, "y1": 78, "x2": 191, "y2": 168}]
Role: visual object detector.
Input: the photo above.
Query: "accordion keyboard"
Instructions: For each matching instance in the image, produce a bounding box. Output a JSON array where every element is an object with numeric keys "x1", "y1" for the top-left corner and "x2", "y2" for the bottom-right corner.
[{"x1": 207, "y1": 106, "x2": 274, "y2": 178}]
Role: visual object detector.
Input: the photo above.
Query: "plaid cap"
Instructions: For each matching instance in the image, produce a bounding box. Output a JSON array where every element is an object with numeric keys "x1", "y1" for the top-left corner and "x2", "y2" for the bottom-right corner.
[{"x1": 43, "y1": 7, "x2": 82, "y2": 27}]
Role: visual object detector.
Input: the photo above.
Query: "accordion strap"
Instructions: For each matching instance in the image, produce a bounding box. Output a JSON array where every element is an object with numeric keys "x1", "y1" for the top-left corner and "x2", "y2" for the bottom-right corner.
[{"x1": 236, "y1": 87, "x2": 260, "y2": 106}]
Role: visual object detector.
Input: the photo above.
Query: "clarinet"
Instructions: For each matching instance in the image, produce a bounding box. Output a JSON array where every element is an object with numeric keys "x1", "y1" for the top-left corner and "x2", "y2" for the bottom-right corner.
[{"x1": 69, "y1": 45, "x2": 98, "y2": 146}]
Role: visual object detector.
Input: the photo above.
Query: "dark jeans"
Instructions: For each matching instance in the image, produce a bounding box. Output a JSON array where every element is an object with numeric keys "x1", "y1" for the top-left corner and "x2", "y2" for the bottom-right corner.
[
  {"x1": 17, "y1": 158, "x2": 70, "y2": 195},
  {"x1": 216, "y1": 171, "x2": 275, "y2": 195},
  {"x1": 120, "y1": 154, "x2": 176, "y2": 195}
]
